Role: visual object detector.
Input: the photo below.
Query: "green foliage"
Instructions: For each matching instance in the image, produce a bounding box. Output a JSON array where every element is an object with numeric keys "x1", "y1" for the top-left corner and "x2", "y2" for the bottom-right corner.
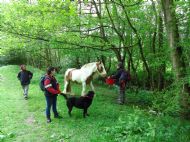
[
  {"x1": 103, "y1": 109, "x2": 190, "y2": 142},
  {"x1": 152, "y1": 82, "x2": 182, "y2": 116},
  {"x1": 127, "y1": 89, "x2": 153, "y2": 107}
]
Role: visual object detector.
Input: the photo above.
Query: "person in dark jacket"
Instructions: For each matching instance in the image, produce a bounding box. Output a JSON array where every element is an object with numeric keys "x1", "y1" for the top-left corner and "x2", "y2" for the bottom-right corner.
[
  {"x1": 44, "y1": 67, "x2": 62, "y2": 123},
  {"x1": 17, "y1": 65, "x2": 33, "y2": 100},
  {"x1": 111, "y1": 62, "x2": 131, "y2": 105}
]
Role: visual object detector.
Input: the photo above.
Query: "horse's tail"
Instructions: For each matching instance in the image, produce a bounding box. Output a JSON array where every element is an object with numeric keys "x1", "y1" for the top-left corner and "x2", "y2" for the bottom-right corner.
[{"x1": 66, "y1": 81, "x2": 71, "y2": 92}]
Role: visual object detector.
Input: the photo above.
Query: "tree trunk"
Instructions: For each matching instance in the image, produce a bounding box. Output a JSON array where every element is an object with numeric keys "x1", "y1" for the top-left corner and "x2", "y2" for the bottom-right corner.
[
  {"x1": 161, "y1": 0, "x2": 190, "y2": 119},
  {"x1": 105, "y1": 56, "x2": 112, "y2": 73},
  {"x1": 150, "y1": 0, "x2": 158, "y2": 90},
  {"x1": 157, "y1": 7, "x2": 165, "y2": 91},
  {"x1": 119, "y1": 0, "x2": 151, "y2": 88}
]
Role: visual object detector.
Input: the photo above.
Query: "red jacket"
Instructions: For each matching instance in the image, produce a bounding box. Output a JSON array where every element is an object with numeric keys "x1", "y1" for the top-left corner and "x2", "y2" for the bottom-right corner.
[{"x1": 44, "y1": 75, "x2": 60, "y2": 96}]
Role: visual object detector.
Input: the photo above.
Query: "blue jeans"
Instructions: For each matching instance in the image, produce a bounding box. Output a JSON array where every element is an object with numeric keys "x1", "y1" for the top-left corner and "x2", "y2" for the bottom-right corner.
[{"x1": 45, "y1": 96, "x2": 58, "y2": 118}]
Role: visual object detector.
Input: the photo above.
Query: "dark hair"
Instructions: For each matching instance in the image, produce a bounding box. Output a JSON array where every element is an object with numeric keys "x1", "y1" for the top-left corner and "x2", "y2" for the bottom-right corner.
[
  {"x1": 20, "y1": 64, "x2": 26, "y2": 70},
  {"x1": 118, "y1": 62, "x2": 124, "y2": 69},
  {"x1": 46, "y1": 67, "x2": 55, "y2": 75}
]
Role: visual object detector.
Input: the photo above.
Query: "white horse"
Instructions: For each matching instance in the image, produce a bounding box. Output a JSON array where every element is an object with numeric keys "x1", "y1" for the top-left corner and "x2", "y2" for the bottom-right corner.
[{"x1": 63, "y1": 61, "x2": 107, "y2": 96}]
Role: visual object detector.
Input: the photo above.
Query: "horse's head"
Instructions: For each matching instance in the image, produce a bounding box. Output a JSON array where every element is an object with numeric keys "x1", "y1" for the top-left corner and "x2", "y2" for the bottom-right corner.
[{"x1": 96, "y1": 61, "x2": 107, "y2": 77}]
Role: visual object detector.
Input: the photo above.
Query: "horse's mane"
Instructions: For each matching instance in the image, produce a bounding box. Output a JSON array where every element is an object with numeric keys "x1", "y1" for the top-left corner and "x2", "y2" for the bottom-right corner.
[{"x1": 81, "y1": 62, "x2": 97, "y2": 69}]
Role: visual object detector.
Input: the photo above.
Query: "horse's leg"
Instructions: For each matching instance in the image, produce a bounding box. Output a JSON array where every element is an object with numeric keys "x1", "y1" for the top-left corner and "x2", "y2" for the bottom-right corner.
[
  {"x1": 81, "y1": 82, "x2": 86, "y2": 96},
  {"x1": 63, "y1": 80, "x2": 70, "y2": 94},
  {"x1": 90, "y1": 81, "x2": 95, "y2": 92},
  {"x1": 63, "y1": 81, "x2": 67, "y2": 93}
]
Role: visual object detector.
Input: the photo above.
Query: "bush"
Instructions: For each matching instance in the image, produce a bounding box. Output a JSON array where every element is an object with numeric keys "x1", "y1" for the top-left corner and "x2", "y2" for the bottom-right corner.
[
  {"x1": 103, "y1": 109, "x2": 190, "y2": 142},
  {"x1": 151, "y1": 82, "x2": 182, "y2": 116}
]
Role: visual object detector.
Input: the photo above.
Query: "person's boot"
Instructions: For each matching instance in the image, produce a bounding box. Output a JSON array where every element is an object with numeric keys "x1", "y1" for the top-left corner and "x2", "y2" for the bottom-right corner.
[
  {"x1": 47, "y1": 116, "x2": 51, "y2": 123},
  {"x1": 54, "y1": 113, "x2": 62, "y2": 119},
  {"x1": 118, "y1": 101, "x2": 124, "y2": 105},
  {"x1": 24, "y1": 95, "x2": 28, "y2": 100}
]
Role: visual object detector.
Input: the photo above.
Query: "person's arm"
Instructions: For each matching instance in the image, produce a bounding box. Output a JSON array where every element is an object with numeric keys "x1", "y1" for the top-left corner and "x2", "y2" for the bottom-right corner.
[
  {"x1": 44, "y1": 78, "x2": 60, "y2": 95},
  {"x1": 17, "y1": 72, "x2": 21, "y2": 80},
  {"x1": 28, "y1": 71, "x2": 33, "y2": 79},
  {"x1": 55, "y1": 78, "x2": 62, "y2": 94},
  {"x1": 111, "y1": 70, "x2": 121, "y2": 79},
  {"x1": 57, "y1": 83, "x2": 61, "y2": 92}
]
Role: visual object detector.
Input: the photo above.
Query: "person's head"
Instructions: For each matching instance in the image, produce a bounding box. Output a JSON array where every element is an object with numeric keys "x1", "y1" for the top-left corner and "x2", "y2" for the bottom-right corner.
[
  {"x1": 117, "y1": 62, "x2": 124, "y2": 69},
  {"x1": 47, "y1": 67, "x2": 56, "y2": 76},
  {"x1": 20, "y1": 64, "x2": 26, "y2": 70}
]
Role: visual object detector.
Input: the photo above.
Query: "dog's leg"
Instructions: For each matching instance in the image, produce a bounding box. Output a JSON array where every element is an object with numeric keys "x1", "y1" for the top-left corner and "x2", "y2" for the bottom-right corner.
[
  {"x1": 83, "y1": 108, "x2": 87, "y2": 118},
  {"x1": 86, "y1": 108, "x2": 90, "y2": 116},
  {"x1": 68, "y1": 106, "x2": 73, "y2": 117},
  {"x1": 67, "y1": 102, "x2": 73, "y2": 117}
]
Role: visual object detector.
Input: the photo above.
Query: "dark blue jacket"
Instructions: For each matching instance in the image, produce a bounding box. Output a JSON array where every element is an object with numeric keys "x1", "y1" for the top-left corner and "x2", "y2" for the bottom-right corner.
[
  {"x1": 112, "y1": 68, "x2": 130, "y2": 86},
  {"x1": 17, "y1": 70, "x2": 33, "y2": 85}
]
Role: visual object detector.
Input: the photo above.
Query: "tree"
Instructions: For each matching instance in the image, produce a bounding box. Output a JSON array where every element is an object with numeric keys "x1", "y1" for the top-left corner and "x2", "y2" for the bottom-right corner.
[{"x1": 161, "y1": 0, "x2": 190, "y2": 119}]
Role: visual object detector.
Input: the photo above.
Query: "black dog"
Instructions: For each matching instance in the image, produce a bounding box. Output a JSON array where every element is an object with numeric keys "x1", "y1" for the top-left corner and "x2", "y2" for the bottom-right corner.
[{"x1": 61, "y1": 91, "x2": 95, "y2": 118}]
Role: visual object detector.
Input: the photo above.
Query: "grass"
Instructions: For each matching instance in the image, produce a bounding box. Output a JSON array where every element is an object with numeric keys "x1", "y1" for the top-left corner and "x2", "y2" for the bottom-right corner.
[{"x1": 0, "y1": 65, "x2": 190, "y2": 142}]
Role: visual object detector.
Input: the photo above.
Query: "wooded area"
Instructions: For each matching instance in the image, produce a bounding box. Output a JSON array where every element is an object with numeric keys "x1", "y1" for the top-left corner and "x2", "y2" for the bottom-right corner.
[{"x1": 0, "y1": 0, "x2": 190, "y2": 119}]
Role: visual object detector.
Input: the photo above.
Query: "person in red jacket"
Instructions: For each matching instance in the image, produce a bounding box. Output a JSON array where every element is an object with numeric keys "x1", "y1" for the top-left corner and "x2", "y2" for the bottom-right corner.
[{"x1": 44, "y1": 67, "x2": 62, "y2": 123}]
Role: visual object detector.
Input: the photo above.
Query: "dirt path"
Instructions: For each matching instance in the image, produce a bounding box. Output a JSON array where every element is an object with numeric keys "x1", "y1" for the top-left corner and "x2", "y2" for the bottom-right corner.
[{"x1": 0, "y1": 66, "x2": 46, "y2": 141}]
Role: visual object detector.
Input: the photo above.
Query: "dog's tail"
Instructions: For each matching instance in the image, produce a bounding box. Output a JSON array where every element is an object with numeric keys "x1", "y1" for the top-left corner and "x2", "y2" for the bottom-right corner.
[{"x1": 60, "y1": 93, "x2": 68, "y2": 100}]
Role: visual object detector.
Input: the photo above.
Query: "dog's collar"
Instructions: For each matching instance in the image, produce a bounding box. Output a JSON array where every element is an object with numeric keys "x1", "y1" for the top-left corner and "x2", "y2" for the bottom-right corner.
[{"x1": 84, "y1": 95, "x2": 93, "y2": 99}]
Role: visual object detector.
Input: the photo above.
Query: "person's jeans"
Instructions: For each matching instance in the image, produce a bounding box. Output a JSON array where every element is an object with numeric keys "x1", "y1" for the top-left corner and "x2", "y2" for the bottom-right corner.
[
  {"x1": 45, "y1": 95, "x2": 58, "y2": 118},
  {"x1": 22, "y1": 85, "x2": 29, "y2": 97},
  {"x1": 119, "y1": 88, "x2": 125, "y2": 104},
  {"x1": 117, "y1": 86, "x2": 126, "y2": 104}
]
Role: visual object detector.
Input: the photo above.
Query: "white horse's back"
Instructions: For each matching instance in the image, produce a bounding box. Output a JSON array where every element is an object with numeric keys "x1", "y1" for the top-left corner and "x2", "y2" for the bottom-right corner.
[{"x1": 64, "y1": 68, "x2": 82, "y2": 82}]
